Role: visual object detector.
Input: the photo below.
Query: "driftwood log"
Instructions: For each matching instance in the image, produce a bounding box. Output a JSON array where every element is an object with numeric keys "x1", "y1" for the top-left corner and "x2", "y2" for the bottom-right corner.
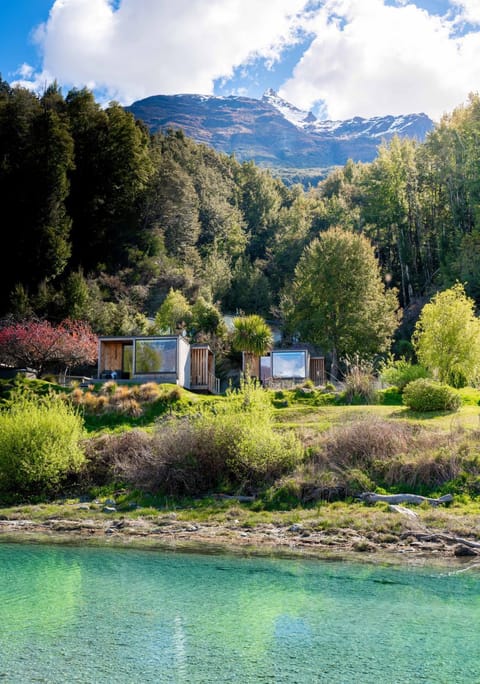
[
  {"x1": 401, "y1": 532, "x2": 480, "y2": 551},
  {"x1": 215, "y1": 494, "x2": 256, "y2": 503},
  {"x1": 358, "y1": 492, "x2": 453, "y2": 506}
]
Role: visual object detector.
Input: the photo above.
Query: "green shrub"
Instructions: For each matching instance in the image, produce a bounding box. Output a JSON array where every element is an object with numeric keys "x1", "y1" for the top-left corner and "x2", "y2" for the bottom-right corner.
[
  {"x1": 380, "y1": 357, "x2": 430, "y2": 391},
  {"x1": 457, "y1": 386, "x2": 480, "y2": 406},
  {"x1": 262, "y1": 479, "x2": 303, "y2": 510},
  {"x1": 0, "y1": 392, "x2": 85, "y2": 495},
  {"x1": 402, "y1": 378, "x2": 461, "y2": 412},
  {"x1": 377, "y1": 387, "x2": 403, "y2": 405},
  {"x1": 344, "y1": 468, "x2": 375, "y2": 495},
  {"x1": 112, "y1": 378, "x2": 303, "y2": 495}
]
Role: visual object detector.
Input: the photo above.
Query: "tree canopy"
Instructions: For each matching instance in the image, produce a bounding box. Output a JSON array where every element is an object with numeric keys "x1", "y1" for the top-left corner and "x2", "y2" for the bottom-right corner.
[
  {"x1": 0, "y1": 319, "x2": 98, "y2": 375},
  {"x1": 4, "y1": 77, "x2": 480, "y2": 371},
  {"x1": 284, "y1": 227, "x2": 399, "y2": 378}
]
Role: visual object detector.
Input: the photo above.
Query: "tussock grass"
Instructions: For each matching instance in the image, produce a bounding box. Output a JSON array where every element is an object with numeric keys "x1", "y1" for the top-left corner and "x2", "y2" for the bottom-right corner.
[
  {"x1": 299, "y1": 417, "x2": 480, "y2": 500},
  {"x1": 85, "y1": 379, "x2": 303, "y2": 497}
]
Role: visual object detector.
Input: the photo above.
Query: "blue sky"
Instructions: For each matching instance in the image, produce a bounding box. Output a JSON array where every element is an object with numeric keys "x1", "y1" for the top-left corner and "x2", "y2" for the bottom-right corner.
[{"x1": 1, "y1": 0, "x2": 479, "y2": 120}]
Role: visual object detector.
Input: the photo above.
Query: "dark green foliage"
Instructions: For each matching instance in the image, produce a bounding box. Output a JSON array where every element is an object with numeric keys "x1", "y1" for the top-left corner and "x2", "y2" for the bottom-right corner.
[
  {"x1": 402, "y1": 378, "x2": 461, "y2": 412},
  {"x1": 284, "y1": 227, "x2": 399, "y2": 378},
  {"x1": 5, "y1": 75, "x2": 480, "y2": 366}
]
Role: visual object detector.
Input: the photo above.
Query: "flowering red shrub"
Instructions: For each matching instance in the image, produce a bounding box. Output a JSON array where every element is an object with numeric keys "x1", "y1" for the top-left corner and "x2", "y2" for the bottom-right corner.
[{"x1": 0, "y1": 319, "x2": 98, "y2": 374}]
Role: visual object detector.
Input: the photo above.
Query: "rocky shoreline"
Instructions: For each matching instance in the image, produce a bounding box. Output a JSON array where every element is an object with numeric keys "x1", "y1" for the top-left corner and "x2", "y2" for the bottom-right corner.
[{"x1": 1, "y1": 515, "x2": 478, "y2": 566}]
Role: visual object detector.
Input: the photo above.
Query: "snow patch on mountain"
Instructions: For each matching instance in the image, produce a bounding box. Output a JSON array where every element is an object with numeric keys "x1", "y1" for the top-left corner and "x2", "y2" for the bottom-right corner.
[
  {"x1": 263, "y1": 89, "x2": 431, "y2": 141},
  {"x1": 262, "y1": 89, "x2": 316, "y2": 128}
]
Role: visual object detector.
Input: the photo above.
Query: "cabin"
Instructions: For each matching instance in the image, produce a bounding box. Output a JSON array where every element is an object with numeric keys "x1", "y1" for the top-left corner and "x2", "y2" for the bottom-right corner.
[
  {"x1": 97, "y1": 335, "x2": 220, "y2": 393},
  {"x1": 243, "y1": 348, "x2": 325, "y2": 386}
]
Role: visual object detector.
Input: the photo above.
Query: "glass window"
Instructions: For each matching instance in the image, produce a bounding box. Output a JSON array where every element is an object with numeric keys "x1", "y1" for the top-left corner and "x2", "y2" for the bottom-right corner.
[
  {"x1": 272, "y1": 351, "x2": 306, "y2": 378},
  {"x1": 135, "y1": 339, "x2": 177, "y2": 374},
  {"x1": 260, "y1": 356, "x2": 272, "y2": 382}
]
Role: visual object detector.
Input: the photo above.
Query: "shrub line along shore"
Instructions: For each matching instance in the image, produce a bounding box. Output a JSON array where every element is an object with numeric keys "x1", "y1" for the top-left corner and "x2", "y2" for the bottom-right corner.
[{"x1": 2, "y1": 377, "x2": 480, "y2": 569}]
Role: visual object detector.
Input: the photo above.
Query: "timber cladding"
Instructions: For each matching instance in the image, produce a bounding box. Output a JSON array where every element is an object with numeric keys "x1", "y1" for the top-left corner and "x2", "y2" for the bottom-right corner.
[
  {"x1": 191, "y1": 347, "x2": 209, "y2": 386},
  {"x1": 100, "y1": 342, "x2": 123, "y2": 372},
  {"x1": 309, "y1": 357, "x2": 325, "y2": 385}
]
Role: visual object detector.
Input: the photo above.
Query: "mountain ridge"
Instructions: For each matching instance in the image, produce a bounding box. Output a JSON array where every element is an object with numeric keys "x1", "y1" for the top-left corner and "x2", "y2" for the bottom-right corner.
[{"x1": 126, "y1": 90, "x2": 434, "y2": 180}]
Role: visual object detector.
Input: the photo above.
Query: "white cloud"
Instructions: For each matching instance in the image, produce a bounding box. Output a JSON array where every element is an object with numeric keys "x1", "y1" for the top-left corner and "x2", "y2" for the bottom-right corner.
[
  {"x1": 451, "y1": 0, "x2": 480, "y2": 25},
  {"x1": 23, "y1": 0, "x2": 310, "y2": 104},
  {"x1": 281, "y1": 0, "x2": 480, "y2": 120},
  {"x1": 14, "y1": 0, "x2": 480, "y2": 119}
]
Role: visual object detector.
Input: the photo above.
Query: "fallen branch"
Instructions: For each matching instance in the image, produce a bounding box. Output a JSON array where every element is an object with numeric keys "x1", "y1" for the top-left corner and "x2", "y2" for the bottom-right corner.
[
  {"x1": 358, "y1": 492, "x2": 453, "y2": 506},
  {"x1": 389, "y1": 504, "x2": 419, "y2": 518}
]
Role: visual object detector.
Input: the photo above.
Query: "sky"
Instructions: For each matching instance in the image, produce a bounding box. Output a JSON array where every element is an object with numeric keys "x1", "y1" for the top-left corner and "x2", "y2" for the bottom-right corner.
[{"x1": 1, "y1": 0, "x2": 480, "y2": 121}]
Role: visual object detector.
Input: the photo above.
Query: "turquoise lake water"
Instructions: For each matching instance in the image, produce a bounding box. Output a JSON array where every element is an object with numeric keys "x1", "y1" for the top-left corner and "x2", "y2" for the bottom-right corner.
[{"x1": 0, "y1": 544, "x2": 479, "y2": 683}]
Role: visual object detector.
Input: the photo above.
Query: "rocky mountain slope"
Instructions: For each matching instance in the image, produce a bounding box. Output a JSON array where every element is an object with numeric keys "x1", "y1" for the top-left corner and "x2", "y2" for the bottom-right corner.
[{"x1": 126, "y1": 90, "x2": 434, "y2": 175}]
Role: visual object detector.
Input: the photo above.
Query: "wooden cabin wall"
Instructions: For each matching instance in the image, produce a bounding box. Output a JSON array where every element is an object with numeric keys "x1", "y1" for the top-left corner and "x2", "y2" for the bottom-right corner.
[
  {"x1": 100, "y1": 343, "x2": 123, "y2": 372},
  {"x1": 309, "y1": 357, "x2": 326, "y2": 385},
  {"x1": 191, "y1": 347, "x2": 208, "y2": 385}
]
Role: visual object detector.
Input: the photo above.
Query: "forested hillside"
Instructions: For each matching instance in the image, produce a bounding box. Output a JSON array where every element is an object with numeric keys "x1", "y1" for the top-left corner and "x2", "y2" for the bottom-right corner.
[{"x1": 1, "y1": 77, "x2": 480, "y2": 352}]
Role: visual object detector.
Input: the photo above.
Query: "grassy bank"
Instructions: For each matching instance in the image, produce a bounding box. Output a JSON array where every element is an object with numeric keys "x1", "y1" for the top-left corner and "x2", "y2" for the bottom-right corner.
[{"x1": 1, "y1": 376, "x2": 480, "y2": 551}]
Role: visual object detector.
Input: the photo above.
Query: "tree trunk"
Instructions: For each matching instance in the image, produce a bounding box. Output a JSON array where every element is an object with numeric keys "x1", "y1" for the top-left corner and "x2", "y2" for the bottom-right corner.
[{"x1": 330, "y1": 346, "x2": 339, "y2": 383}]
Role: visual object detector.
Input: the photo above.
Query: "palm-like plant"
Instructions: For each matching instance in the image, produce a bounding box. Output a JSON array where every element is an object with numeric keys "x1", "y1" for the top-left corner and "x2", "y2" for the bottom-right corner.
[{"x1": 232, "y1": 315, "x2": 273, "y2": 356}]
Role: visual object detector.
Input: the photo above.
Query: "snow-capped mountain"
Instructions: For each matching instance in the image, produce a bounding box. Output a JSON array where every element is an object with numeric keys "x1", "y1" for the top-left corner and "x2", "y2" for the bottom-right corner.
[
  {"x1": 263, "y1": 89, "x2": 433, "y2": 141},
  {"x1": 126, "y1": 90, "x2": 434, "y2": 181},
  {"x1": 262, "y1": 88, "x2": 316, "y2": 128}
]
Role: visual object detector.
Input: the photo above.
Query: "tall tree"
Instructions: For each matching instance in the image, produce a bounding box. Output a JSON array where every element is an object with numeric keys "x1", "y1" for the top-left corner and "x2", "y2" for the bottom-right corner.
[
  {"x1": 153, "y1": 289, "x2": 192, "y2": 334},
  {"x1": 0, "y1": 85, "x2": 74, "y2": 311},
  {"x1": 284, "y1": 227, "x2": 399, "y2": 379}
]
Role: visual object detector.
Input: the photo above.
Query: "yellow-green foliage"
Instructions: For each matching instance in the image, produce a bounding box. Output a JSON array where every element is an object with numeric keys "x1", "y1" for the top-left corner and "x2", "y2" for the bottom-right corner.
[
  {"x1": 403, "y1": 378, "x2": 461, "y2": 412},
  {"x1": 457, "y1": 386, "x2": 480, "y2": 405},
  {"x1": 380, "y1": 356, "x2": 430, "y2": 391},
  {"x1": 109, "y1": 378, "x2": 303, "y2": 495},
  {"x1": 198, "y1": 378, "x2": 303, "y2": 484},
  {"x1": 413, "y1": 283, "x2": 480, "y2": 387},
  {"x1": 0, "y1": 392, "x2": 85, "y2": 494}
]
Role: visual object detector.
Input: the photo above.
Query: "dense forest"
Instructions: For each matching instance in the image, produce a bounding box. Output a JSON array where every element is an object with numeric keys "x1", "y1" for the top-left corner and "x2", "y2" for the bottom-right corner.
[{"x1": 2, "y1": 77, "x2": 480, "y2": 355}]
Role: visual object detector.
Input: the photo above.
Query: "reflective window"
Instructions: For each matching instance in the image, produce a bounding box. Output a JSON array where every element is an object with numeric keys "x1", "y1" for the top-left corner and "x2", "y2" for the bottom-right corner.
[
  {"x1": 272, "y1": 351, "x2": 306, "y2": 378},
  {"x1": 135, "y1": 339, "x2": 177, "y2": 373},
  {"x1": 260, "y1": 356, "x2": 272, "y2": 382}
]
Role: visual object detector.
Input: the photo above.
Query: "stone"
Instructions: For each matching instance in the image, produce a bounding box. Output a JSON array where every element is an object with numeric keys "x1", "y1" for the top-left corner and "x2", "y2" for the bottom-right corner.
[
  {"x1": 454, "y1": 544, "x2": 478, "y2": 557},
  {"x1": 289, "y1": 524, "x2": 303, "y2": 533}
]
